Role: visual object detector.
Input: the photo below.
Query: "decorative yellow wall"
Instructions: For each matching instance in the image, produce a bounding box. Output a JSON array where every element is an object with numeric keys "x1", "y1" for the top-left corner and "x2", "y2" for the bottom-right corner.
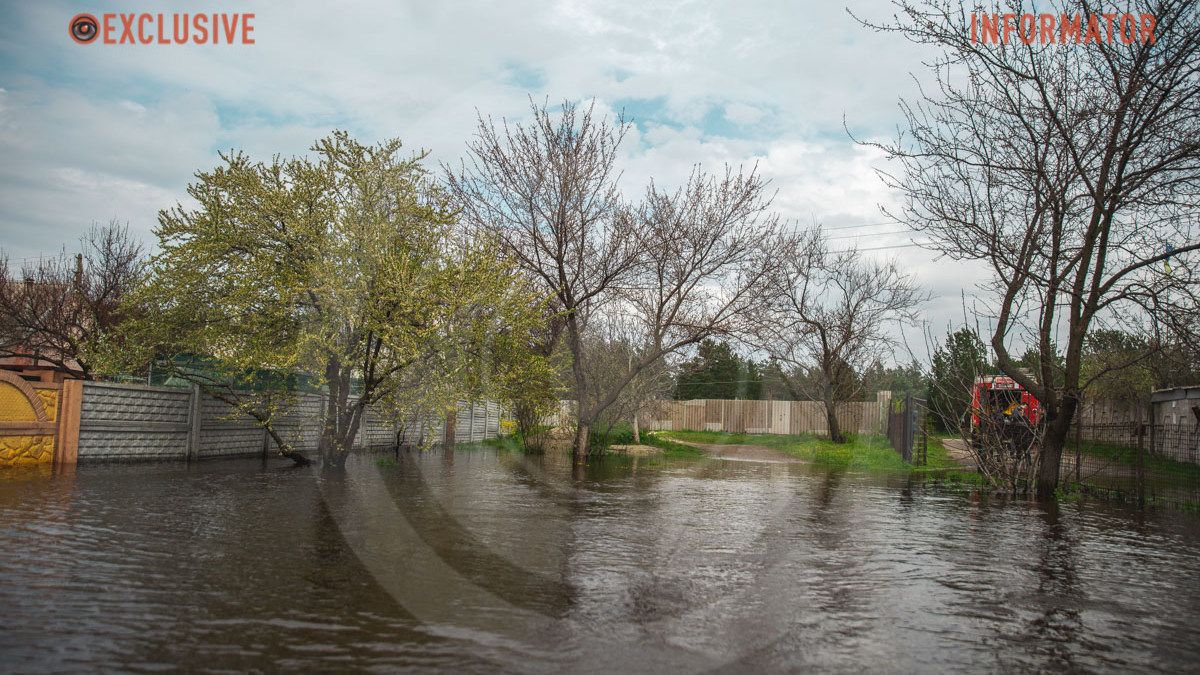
[
  {"x1": 38, "y1": 389, "x2": 59, "y2": 422},
  {"x1": 0, "y1": 434, "x2": 54, "y2": 465},
  {"x1": 0, "y1": 381, "x2": 36, "y2": 421},
  {"x1": 0, "y1": 379, "x2": 57, "y2": 466}
]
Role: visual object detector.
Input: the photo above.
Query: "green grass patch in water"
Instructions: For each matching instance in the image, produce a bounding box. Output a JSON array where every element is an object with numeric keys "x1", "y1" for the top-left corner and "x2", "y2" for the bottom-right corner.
[{"x1": 661, "y1": 429, "x2": 985, "y2": 484}]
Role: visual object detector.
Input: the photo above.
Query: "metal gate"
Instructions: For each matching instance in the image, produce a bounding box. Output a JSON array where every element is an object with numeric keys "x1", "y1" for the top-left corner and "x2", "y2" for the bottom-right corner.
[{"x1": 887, "y1": 393, "x2": 928, "y2": 465}]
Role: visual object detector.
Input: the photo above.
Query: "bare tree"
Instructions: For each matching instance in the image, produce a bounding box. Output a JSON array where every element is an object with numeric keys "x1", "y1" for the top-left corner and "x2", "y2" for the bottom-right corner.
[
  {"x1": 859, "y1": 0, "x2": 1200, "y2": 495},
  {"x1": 449, "y1": 100, "x2": 785, "y2": 463},
  {"x1": 581, "y1": 166, "x2": 785, "y2": 450},
  {"x1": 572, "y1": 315, "x2": 673, "y2": 444},
  {"x1": 756, "y1": 229, "x2": 924, "y2": 443},
  {"x1": 0, "y1": 221, "x2": 144, "y2": 379},
  {"x1": 447, "y1": 99, "x2": 638, "y2": 462}
]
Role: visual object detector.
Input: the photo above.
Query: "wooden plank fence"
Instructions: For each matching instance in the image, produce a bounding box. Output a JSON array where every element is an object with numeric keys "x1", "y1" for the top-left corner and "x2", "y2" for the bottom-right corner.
[{"x1": 545, "y1": 393, "x2": 892, "y2": 437}]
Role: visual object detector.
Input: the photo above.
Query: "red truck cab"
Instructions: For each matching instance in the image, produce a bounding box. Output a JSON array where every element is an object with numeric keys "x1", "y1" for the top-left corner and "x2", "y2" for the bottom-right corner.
[{"x1": 970, "y1": 374, "x2": 1041, "y2": 430}]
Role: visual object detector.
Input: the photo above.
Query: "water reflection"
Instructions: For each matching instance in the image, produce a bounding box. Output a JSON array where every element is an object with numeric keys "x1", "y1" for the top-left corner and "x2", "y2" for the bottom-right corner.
[{"x1": 0, "y1": 447, "x2": 1198, "y2": 672}]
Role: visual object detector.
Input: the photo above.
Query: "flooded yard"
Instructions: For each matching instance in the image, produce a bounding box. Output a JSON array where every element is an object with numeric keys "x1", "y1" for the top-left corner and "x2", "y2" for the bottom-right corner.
[{"x1": 2, "y1": 447, "x2": 1199, "y2": 673}]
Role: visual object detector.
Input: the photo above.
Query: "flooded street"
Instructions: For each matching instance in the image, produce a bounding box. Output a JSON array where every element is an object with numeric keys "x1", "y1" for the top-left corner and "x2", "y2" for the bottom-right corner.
[{"x1": 2, "y1": 448, "x2": 1199, "y2": 673}]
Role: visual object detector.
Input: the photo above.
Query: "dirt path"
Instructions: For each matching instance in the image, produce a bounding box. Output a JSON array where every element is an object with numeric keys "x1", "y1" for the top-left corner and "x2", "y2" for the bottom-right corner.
[
  {"x1": 666, "y1": 438, "x2": 806, "y2": 464},
  {"x1": 941, "y1": 438, "x2": 979, "y2": 471}
]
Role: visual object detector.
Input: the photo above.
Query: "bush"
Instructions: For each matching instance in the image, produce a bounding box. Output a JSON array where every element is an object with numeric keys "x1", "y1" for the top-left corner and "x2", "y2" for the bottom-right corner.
[{"x1": 589, "y1": 422, "x2": 635, "y2": 449}]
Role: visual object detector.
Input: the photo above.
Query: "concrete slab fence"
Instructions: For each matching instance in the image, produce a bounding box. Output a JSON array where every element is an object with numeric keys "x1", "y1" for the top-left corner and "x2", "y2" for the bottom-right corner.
[{"x1": 68, "y1": 381, "x2": 502, "y2": 463}]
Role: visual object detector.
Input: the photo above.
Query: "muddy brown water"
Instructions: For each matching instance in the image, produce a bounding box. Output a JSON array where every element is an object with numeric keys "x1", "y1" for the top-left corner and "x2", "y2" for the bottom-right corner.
[{"x1": 1, "y1": 448, "x2": 1199, "y2": 673}]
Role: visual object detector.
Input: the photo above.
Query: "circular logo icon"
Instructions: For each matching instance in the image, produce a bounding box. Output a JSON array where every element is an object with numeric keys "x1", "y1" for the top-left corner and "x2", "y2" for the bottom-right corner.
[{"x1": 69, "y1": 14, "x2": 99, "y2": 44}]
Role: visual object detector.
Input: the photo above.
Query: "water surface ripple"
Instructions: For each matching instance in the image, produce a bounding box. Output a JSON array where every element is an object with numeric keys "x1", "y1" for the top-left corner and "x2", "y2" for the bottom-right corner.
[{"x1": 1, "y1": 448, "x2": 1198, "y2": 673}]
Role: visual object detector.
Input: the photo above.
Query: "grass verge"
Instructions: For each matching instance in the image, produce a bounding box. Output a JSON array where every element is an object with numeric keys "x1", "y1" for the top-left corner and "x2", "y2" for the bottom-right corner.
[
  {"x1": 639, "y1": 431, "x2": 708, "y2": 459},
  {"x1": 661, "y1": 430, "x2": 985, "y2": 484},
  {"x1": 1072, "y1": 438, "x2": 1200, "y2": 480}
]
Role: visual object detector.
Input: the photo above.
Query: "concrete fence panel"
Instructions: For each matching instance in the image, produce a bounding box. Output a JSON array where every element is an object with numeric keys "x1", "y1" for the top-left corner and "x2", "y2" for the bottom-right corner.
[
  {"x1": 198, "y1": 393, "x2": 267, "y2": 459},
  {"x1": 78, "y1": 382, "x2": 193, "y2": 460}
]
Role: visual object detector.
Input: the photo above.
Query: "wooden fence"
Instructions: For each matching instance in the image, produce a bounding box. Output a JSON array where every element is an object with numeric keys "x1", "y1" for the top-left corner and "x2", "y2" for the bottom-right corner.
[{"x1": 545, "y1": 393, "x2": 892, "y2": 437}]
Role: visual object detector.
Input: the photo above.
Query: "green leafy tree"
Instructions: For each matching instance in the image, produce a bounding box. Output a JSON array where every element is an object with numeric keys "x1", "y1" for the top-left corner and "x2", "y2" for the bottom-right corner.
[
  {"x1": 1149, "y1": 339, "x2": 1200, "y2": 391},
  {"x1": 759, "y1": 358, "x2": 796, "y2": 400},
  {"x1": 110, "y1": 132, "x2": 546, "y2": 465},
  {"x1": 1080, "y1": 330, "x2": 1155, "y2": 408},
  {"x1": 927, "y1": 328, "x2": 988, "y2": 432},
  {"x1": 862, "y1": 359, "x2": 927, "y2": 399},
  {"x1": 673, "y1": 339, "x2": 762, "y2": 400}
]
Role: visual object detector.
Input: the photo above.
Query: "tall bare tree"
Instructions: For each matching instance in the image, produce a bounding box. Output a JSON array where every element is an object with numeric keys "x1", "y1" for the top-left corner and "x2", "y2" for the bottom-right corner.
[
  {"x1": 0, "y1": 221, "x2": 144, "y2": 379},
  {"x1": 584, "y1": 167, "x2": 784, "y2": 449},
  {"x1": 572, "y1": 315, "x2": 673, "y2": 444},
  {"x1": 447, "y1": 100, "x2": 638, "y2": 462},
  {"x1": 756, "y1": 229, "x2": 923, "y2": 442},
  {"x1": 860, "y1": 0, "x2": 1200, "y2": 495},
  {"x1": 449, "y1": 100, "x2": 784, "y2": 462}
]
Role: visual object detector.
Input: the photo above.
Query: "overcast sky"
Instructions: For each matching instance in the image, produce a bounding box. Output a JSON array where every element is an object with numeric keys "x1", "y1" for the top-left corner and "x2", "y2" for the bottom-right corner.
[{"x1": 0, "y1": 0, "x2": 997, "y2": 363}]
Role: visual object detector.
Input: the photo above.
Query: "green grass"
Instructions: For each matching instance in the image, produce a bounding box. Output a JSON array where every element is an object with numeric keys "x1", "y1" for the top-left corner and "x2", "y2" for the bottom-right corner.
[
  {"x1": 480, "y1": 424, "x2": 706, "y2": 460},
  {"x1": 922, "y1": 436, "x2": 989, "y2": 485},
  {"x1": 1057, "y1": 439, "x2": 1200, "y2": 511},
  {"x1": 1073, "y1": 439, "x2": 1200, "y2": 480},
  {"x1": 639, "y1": 431, "x2": 707, "y2": 459},
  {"x1": 588, "y1": 423, "x2": 706, "y2": 458},
  {"x1": 661, "y1": 430, "x2": 985, "y2": 484}
]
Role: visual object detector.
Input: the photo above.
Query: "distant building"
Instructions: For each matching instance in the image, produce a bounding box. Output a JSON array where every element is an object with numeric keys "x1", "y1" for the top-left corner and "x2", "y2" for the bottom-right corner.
[
  {"x1": 1149, "y1": 386, "x2": 1199, "y2": 463},
  {"x1": 1151, "y1": 386, "x2": 1200, "y2": 427},
  {"x1": 0, "y1": 274, "x2": 86, "y2": 381}
]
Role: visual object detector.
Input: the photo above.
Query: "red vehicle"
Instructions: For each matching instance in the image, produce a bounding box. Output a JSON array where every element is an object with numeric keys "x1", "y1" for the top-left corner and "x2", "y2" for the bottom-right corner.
[{"x1": 969, "y1": 374, "x2": 1041, "y2": 448}]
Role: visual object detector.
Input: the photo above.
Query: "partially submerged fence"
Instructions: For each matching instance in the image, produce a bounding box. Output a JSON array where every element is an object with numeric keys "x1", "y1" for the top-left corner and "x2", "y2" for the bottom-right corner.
[
  {"x1": 1063, "y1": 421, "x2": 1199, "y2": 509},
  {"x1": 0, "y1": 370, "x2": 80, "y2": 466},
  {"x1": 3, "y1": 377, "x2": 501, "y2": 466},
  {"x1": 886, "y1": 393, "x2": 928, "y2": 465}
]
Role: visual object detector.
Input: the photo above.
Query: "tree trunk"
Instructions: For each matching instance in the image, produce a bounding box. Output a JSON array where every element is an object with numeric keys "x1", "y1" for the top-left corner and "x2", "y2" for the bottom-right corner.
[
  {"x1": 632, "y1": 412, "x2": 641, "y2": 444},
  {"x1": 443, "y1": 404, "x2": 457, "y2": 447},
  {"x1": 318, "y1": 392, "x2": 364, "y2": 469},
  {"x1": 565, "y1": 308, "x2": 591, "y2": 467},
  {"x1": 573, "y1": 421, "x2": 590, "y2": 466},
  {"x1": 264, "y1": 425, "x2": 311, "y2": 466},
  {"x1": 823, "y1": 381, "x2": 845, "y2": 443},
  {"x1": 1036, "y1": 395, "x2": 1078, "y2": 498}
]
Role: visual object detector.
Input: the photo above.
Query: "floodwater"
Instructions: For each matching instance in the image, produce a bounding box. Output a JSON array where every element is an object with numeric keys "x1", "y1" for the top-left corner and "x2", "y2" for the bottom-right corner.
[{"x1": 1, "y1": 447, "x2": 1199, "y2": 673}]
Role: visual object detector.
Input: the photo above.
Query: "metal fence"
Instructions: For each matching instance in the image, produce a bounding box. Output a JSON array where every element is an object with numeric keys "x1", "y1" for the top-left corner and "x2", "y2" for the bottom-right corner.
[
  {"x1": 887, "y1": 393, "x2": 928, "y2": 465},
  {"x1": 1063, "y1": 421, "x2": 1199, "y2": 509}
]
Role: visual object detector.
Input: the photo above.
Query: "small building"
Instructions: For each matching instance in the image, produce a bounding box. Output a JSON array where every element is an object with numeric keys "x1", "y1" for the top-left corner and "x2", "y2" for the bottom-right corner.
[
  {"x1": 1149, "y1": 386, "x2": 1199, "y2": 464},
  {"x1": 1151, "y1": 386, "x2": 1200, "y2": 427}
]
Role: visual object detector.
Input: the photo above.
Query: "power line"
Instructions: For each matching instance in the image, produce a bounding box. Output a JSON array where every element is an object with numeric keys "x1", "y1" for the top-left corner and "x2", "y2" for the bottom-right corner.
[
  {"x1": 817, "y1": 220, "x2": 897, "y2": 232},
  {"x1": 833, "y1": 241, "x2": 932, "y2": 253},
  {"x1": 5, "y1": 254, "x2": 57, "y2": 262},
  {"x1": 827, "y1": 229, "x2": 914, "y2": 241}
]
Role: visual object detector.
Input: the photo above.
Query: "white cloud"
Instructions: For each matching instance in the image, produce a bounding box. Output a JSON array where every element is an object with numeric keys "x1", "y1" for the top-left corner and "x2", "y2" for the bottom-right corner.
[
  {"x1": 724, "y1": 102, "x2": 764, "y2": 126},
  {"x1": 0, "y1": 0, "x2": 974, "y2": 362}
]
